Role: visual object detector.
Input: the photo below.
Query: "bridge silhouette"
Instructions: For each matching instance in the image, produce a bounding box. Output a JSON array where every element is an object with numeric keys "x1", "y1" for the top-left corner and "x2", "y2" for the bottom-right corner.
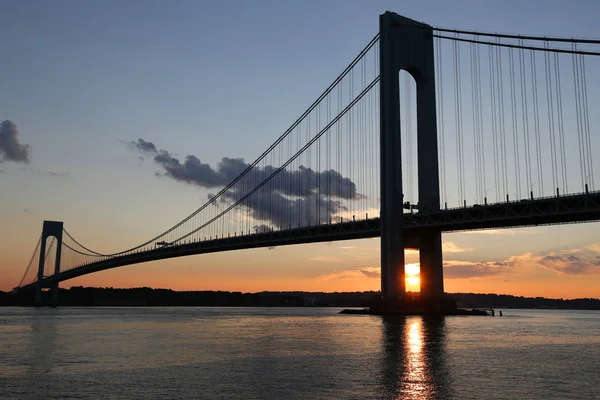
[{"x1": 15, "y1": 12, "x2": 600, "y2": 307}]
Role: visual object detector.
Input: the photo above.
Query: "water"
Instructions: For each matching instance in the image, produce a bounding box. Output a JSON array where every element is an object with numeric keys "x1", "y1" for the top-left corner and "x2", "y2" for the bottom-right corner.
[{"x1": 1, "y1": 307, "x2": 599, "y2": 399}]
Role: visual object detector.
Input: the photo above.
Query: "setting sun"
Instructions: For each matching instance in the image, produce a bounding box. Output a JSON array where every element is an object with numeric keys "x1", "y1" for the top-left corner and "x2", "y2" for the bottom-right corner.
[
  {"x1": 405, "y1": 264, "x2": 420, "y2": 276},
  {"x1": 405, "y1": 263, "x2": 421, "y2": 292},
  {"x1": 406, "y1": 276, "x2": 420, "y2": 286}
]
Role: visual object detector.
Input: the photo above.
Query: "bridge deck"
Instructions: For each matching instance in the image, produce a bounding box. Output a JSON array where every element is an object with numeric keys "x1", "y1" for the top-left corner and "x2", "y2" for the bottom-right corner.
[{"x1": 19, "y1": 191, "x2": 600, "y2": 291}]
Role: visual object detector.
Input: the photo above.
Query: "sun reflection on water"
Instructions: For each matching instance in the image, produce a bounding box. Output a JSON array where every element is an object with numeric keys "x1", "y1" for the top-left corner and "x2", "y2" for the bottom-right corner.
[
  {"x1": 381, "y1": 317, "x2": 450, "y2": 400},
  {"x1": 403, "y1": 319, "x2": 428, "y2": 398}
]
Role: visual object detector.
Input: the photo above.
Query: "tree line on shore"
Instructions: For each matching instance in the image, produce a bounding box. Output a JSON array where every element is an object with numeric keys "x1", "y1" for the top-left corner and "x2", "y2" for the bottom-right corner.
[{"x1": 1, "y1": 287, "x2": 599, "y2": 309}]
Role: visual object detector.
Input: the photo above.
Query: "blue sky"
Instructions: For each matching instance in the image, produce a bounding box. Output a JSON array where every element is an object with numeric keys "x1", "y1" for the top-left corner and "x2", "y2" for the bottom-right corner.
[{"x1": 1, "y1": 0, "x2": 600, "y2": 297}]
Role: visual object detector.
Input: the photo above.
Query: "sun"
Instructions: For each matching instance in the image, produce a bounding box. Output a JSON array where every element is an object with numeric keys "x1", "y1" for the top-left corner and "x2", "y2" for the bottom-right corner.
[
  {"x1": 405, "y1": 263, "x2": 420, "y2": 292},
  {"x1": 406, "y1": 276, "x2": 420, "y2": 286},
  {"x1": 405, "y1": 263, "x2": 420, "y2": 277}
]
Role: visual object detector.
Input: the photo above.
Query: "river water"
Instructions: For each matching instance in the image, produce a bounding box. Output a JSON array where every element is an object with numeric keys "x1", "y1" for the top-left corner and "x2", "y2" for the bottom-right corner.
[{"x1": 1, "y1": 307, "x2": 599, "y2": 399}]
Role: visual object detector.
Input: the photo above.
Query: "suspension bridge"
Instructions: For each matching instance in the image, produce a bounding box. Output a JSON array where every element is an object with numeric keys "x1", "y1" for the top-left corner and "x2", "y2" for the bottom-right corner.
[{"x1": 13, "y1": 12, "x2": 600, "y2": 307}]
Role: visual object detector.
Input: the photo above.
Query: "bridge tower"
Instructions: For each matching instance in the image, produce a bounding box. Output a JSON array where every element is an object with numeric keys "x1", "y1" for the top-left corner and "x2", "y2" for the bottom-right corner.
[
  {"x1": 379, "y1": 12, "x2": 444, "y2": 300},
  {"x1": 35, "y1": 220, "x2": 63, "y2": 307}
]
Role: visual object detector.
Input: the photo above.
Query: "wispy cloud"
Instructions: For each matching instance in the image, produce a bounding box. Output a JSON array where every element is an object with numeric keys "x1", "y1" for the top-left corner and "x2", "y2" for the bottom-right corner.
[
  {"x1": 308, "y1": 256, "x2": 344, "y2": 263},
  {"x1": 443, "y1": 242, "x2": 474, "y2": 253},
  {"x1": 18, "y1": 166, "x2": 68, "y2": 178},
  {"x1": 463, "y1": 228, "x2": 536, "y2": 236},
  {"x1": 48, "y1": 171, "x2": 69, "y2": 178},
  {"x1": 445, "y1": 245, "x2": 600, "y2": 278},
  {"x1": 587, "y1": 244, "x2": 600, "y2": 253},
  {"x1": 444, "y1": 260, "x2": 515, "y2": 279},
  {"x1": 319, "y1": 266, "x2": 380, "y2": 280}
]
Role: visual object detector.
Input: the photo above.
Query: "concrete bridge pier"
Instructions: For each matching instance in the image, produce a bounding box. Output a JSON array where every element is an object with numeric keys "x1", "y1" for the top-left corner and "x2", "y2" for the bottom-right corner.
[{"x1": 34, "y1": 221, "x2": 63, "y2": 307}]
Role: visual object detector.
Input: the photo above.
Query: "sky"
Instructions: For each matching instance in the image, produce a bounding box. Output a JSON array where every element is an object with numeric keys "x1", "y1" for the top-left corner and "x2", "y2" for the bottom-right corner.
[{"x1": 1, "y1": 0, "x2": 600, "y2": 298}]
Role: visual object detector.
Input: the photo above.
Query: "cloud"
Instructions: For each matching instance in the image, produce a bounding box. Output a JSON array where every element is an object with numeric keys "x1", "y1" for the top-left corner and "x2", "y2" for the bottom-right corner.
[
  {"x1": 0, "y1": 120, "x2": 31, "y2": 163},
  {"x1": 443, "y1": 260, "x2": 514, "y2": 279},
  {"x1": 48, "y1": 171, "x2": 68, "y2": 178},
  {"x1": 587, "y1": 244, "x2": 600, "y2": 253},
  {"x1": 536, "y1": 249, "x2": 600, "y2": 275},
  {"x1": 125, "y1": 138, "x2": 362, "y2": 228},
  {"x1": 360, "y1": 267, "x2": 381, "y2": 278},
  {"x1": 463, "y1": 228, "x2": 536, "y2": 236},
  {"x1": 319, "y1": 266, "x2": 380, "y2": 280},
  {"x1": 129, "y1": 138, "x2": 158, "y2": 153},
  {"x1": 314, "y1": 244, "x2": 600, "y2": 282},
  {"x1": 442, "y1": 242, "x2": 473, "y2": 253},
  {"x1": 308, "y1": 256, "x2": 344, "y2": 263},
  {"x1": 444, "y1": 246, "x2": 600, "y2": 278}
]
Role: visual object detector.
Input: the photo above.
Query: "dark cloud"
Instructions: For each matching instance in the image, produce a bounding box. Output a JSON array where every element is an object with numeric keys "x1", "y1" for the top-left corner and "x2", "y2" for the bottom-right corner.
[
  {"x1": 0, "y1": 120, "x2": 31, "y2": 163},
  {"x1": 126, "y1": 138, "x2": 362, "y2": 227},
  {"x1": 129, "y1": 138, "x2": 158, "y2": 153}
]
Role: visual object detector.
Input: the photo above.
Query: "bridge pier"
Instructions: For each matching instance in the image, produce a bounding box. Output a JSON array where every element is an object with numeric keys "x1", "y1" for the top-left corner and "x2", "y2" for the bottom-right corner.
[
  {"x1": 418, "y1": 231, "x2": 444, "y2": 298},
  {"x1": 34, "y1": 221, "x2": 63, "y2": 307},
  {"x1": 379, "y1": 12, "x2": 443, "y2": 304}
]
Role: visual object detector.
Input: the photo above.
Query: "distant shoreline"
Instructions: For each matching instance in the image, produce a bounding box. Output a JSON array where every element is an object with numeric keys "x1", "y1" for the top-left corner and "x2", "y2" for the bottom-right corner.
[{"x1": 2, "y1": 287, "x2": 599, "y2": 309}]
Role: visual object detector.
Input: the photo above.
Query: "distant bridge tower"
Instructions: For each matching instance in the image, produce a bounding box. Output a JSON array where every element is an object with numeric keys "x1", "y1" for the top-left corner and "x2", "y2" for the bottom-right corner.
[
  {"x1": 35, "y1": 221, "x2": 63, "y2": 307},
  {"x1": 379, "y1": 12, "x2": 444, "y2": 300}
]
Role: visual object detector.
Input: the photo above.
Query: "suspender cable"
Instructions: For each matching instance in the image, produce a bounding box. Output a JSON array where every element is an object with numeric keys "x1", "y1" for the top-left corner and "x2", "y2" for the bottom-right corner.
[
  {"x1": 172, "y1": 78, "x2": 380, "y2": 244},
  {"x1": 453, "y1": 37, "x2": 465, "y2": 204},
  {"x1": 496, "y1": 42, "x2": 508, "y2": 199},
  {"x1": 489, "y1": 45, "x2": 500, "y2": 202},
  {"x1": 476, "y1": 39, "x2": 487, "y2": 202},
  {"x1": 531, "y1": 50, "x2": 544, "y2": 196},
  {"x1": 519, "y1": 41, "x2": 533, "y2": 195},
  {"x1": 580, "y1": 53, "x2": 594, "y2": 190},
  {"x1": 435, "y1": 37, "x2": 447, "y2": 206},
  {"x1": 553, "y1": 52, "x2": 568, "y2": 194},
  {"x1": 470, "y1": 41, "x2": 480, "y2": 202},
  {"x1": 509, "y1": 47, "x2": 521, "y2": 199},
  {"x1": 544, "y1": 42, "x2": 558, "y2": 193},
  {"x1": 405, "y1": 73, "x2": 414, "y2": 204}
]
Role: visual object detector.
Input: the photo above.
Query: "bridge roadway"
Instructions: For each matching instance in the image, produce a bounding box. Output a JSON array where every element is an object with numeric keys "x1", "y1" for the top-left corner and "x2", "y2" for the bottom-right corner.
[{"x1": 20, "y1": 190, "x2": 600, "y2": 292}]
